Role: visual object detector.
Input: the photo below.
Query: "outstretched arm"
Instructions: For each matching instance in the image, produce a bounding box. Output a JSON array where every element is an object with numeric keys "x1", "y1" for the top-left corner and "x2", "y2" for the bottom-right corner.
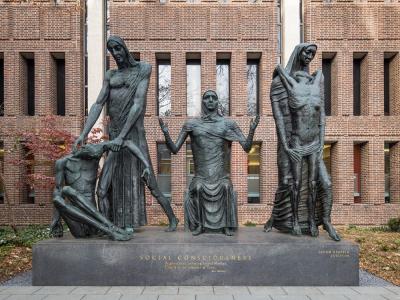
[
  {"x1": 121, "y1": 141, "x2": 150, "y2": 169},
  {"x1": 237, "y1": 116, "x2": 260, "y2": 153},
  {"x1": 74, "y1": 72, "x2": 111, "y2": 151},
  {"x1": 159, "y1": 118, "x2": 189, "y2": 154}
]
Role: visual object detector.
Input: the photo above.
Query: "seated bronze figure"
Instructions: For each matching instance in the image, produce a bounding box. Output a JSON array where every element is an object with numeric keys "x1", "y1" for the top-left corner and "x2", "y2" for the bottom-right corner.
[{"x1": 159, "y1": 90, "x2": 259, "y2": 236}]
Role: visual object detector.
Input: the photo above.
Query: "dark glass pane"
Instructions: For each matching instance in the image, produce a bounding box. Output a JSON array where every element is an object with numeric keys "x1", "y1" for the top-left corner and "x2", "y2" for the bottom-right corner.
[
  {"x1": 353, "y1": 58, "x2": 361, "y2": 116},
  {"x1": 157, "y1": 143, "x2": 171, "y2": 198},
  {"x1": 354, "y1": 144, "x2": 361, "y2": 203},
  {"x1": 322, "y1": 58, "x2": 332, "y2": 116},
  {"x1": 56, "y1": 59, "x2": 65, "y2": 116},
  {"x1": 384, "y1": 58, "x2": 390, "y2": 116},
  {"x1": 27, "y1": 58, "x2": 35, "y2": 116},
  {"x1": 0, "y1": 140, "x2": 4, "y2": 204},
  {"x1": 22, "y1": 145, "x2": 34, "y2": 204},
  {"x1": 0, "y1": 57, "x2": 3, "y2": 116},
  {"x1": 384, "y1": 142, "x2": 390, "y2": 203}
]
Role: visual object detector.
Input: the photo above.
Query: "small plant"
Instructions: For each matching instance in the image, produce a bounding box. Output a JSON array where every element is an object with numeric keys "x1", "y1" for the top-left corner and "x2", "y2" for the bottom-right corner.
[
  {"x1": 380, "y1": 244, "x2": 390, "y2": 252},
  {"x1": 388, "y1": 218, "x2": 400, "y2": 232},
  {"x1": 243, "y1": 221, "x2": 257, "y2": 227},
  {"x1": 355, "y1": 237, "x2": 365, "y2": 244},
  {"x1": 0, "y1": 225, "x2": 49, "y2": 248},
  {"x1": 348, "y1": 224, "x2": 357, "y2": 230},
  {"x1": 158, "y1": 221, "x2": 168, "y2": 227}
]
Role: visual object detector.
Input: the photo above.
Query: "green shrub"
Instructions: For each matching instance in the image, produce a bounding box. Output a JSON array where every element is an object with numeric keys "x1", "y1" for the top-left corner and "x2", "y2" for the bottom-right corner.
[
  {"x1": 243, "y1": 221, "x2": 257, "y2": 227},
  {"x1": 0, "y1": 225, "x2": 49, "y2": 248},
  {"x1": 387, "y1": 218, "x2": 400, "y2": 232}
]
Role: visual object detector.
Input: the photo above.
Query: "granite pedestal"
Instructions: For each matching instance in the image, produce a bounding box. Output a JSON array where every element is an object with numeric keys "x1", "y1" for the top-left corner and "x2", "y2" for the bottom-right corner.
[{"x1": 33, "y1": 227, "x2": 359, "y2": 286}]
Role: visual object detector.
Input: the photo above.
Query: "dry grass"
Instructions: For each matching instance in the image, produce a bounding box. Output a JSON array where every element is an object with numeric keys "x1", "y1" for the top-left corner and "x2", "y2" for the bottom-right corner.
[
  {"x1": 0, "y1": 246, "x2": 32, "y2": 283},
  {"x1": 0, "y1": 226, "x2": 50, "y2": 283},
  {"x1": 338, "y1": 226, "x2": 400, "y2": 286}
]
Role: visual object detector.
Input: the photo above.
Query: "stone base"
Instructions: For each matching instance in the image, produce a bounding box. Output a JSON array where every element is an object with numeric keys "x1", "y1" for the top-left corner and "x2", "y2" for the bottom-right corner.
[{"x1": 33, "y1": 227, "x2": 359, "y2": 286}]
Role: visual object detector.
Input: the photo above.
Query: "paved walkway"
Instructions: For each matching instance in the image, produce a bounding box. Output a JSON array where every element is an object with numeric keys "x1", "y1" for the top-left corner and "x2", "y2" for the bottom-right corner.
[{"x1": 0, "y1": 286, "x2": 399, "y2": 300}]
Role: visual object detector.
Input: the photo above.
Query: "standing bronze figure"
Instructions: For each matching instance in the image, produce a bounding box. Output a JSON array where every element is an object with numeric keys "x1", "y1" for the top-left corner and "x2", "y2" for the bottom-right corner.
[
  {"x1": 74, "y1": 35, "x2": 178, "y2": 232},
  {"x1": 264, "y1": 43, "x2": 340, "y2": 241},
  {"x1": 159, "y1": 90, "x2": 259, "y2": 236}
]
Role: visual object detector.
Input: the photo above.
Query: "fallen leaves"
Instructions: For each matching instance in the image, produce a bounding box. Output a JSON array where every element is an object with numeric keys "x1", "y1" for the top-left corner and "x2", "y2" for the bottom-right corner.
[
  {"x1": 0, "y1": 246, "x2": 32, "y2": 283},
  {"x1": 339, "y1": 226, "x2": 400, "y2": 286}
]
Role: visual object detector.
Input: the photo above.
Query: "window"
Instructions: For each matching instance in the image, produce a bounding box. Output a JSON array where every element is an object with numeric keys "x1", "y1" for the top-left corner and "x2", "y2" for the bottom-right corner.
[
  {"x1": 385, "y1": 142, "x2": 400, "y2": 204},
  {"x1": 157, "y1": 143, "x2": 171, "y2": 200},
  {"x1": 247, "y1": 58, "x2": 260, "y2": 116},
  {"x1": 186, "y1": 56, "x2": 201, "y2": 117},
  {"x1": 354, "y1": 142, "x2": 368, "y2": 203},
  {"x1": 277, "y1": 0, "x2": 282, "y2": 64},
  {"x1": 323, "y1": 143, "x2": 332, "y2": 175},
  {"x1": 384, "y1": 142, "x2": 400, "y2": 204},
  {"x1": 0, "y1": 53, "x2": 3, "y2": 116},
  {"x1": 157, "y1": 55, "x2": 171, "y2": 117},
  {"x1": 21, "y1": 53, "x2": 35, "y2": 116},
  {"x1": 84, "y1": 55, "x2": 88, "y2": 116},
  {"x1": 353, "y1": 53, "x2": 367, "y2": 116},
  {"x1": 299, "y1": 0, "x2": 304, "y2": 43},
  {"x1": 248, "y1": 143, "x2": 260, "y2": 203},
  {"x1": 353, "y1": 144, "x2": 361, "y2": 202},
  {"x1": 384, "y1": 53, "x2": 397, "y2": 116},
  {"x1": 385, "y1": 142, "x2": 391, "y2": 203},
  {"x1": 0, "y1": 140, "x2": 4, "y2": 204},
  {"x1": 186, "y1": 143, "x2": 195, "y2": 188},
  {"x1": 130, "y1": 52, "x2": 140, "y2": 61},
  {"x1": 322, "y1": 53, "x2": 335, "y2": 116},
  {"x1": 22, "y1": 145, "x2": 34, "y2": 204},
  {"x1": 55, "y1": 55, "x2": 65, "y2": 116},
  {"x1": 216, "y1": 57, "x2": 230, "y2": 115}
]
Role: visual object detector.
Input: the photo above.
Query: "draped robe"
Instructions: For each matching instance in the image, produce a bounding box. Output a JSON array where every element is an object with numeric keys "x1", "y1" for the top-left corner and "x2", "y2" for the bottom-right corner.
[
  {"x1": 101, "y1": 61, "x2": 152, "y2": 229},
  {"x1": 268, "y1": 44, "x2": 333, "y2": 233},
  {"x1": 183, "y1": 117, "x2": 246, "y2": 231}
]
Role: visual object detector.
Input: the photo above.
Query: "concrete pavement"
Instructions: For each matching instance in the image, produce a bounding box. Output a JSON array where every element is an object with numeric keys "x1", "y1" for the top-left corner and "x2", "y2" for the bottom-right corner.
[{"x1": 0, "y1": 286, "x2": 399, "y2": 300}]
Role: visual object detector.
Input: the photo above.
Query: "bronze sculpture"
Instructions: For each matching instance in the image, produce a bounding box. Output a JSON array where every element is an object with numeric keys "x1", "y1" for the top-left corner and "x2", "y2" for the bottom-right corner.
[
  {"x1": 159, "y1": 90, "x2": 259, "y2": 236},
  {"x1": 50, "y1": 141, "x2": 151, "y2": 241},
  {"x1": 73, "y1": 35, "x2": 178, "y2": 232},
  {"x1": 264, "y1": 43, "x2": 340, "y2": 241}
]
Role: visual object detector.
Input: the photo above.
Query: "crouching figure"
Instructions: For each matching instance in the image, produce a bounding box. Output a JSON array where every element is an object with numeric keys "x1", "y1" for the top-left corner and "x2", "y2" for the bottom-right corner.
[{"x1": 50, "y1": 141, "x2": 151, "y2": 241}]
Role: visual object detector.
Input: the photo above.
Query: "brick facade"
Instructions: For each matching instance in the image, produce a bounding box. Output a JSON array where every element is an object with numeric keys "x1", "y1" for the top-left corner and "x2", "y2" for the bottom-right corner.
[
  {"x1": 0, "y1": 0, "x2": 85, "y2": 225},
  {"x1": 304, "y1": 0, "x2": 400, "y2": 224},
  {"x1": 0, "y1": 0, "x2": 399, "y2": 226}
]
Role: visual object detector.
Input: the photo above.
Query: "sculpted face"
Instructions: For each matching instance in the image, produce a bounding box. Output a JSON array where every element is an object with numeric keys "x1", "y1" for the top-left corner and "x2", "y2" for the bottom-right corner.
[
  {"x1": 300, "y1": 46, "x2": 317, "y2": 67},
  {"x1": 202, "y1": 91, "x2": 219, "y2": 112},
  {"x1": 108, "y1": 41, "x2": 127, "y2": 65},
  {"x1": 73, "y1": 144, "x2": 104, "y2": 160}
]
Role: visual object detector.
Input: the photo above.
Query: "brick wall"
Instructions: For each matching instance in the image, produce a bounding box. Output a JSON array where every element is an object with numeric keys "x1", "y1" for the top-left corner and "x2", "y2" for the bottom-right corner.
[
  {"x1": 304, "y1": 0, "x2": 400, "y2": 225},
  {"x1": 0, "y1": 0, "x2": 84, "y2": 225}
]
